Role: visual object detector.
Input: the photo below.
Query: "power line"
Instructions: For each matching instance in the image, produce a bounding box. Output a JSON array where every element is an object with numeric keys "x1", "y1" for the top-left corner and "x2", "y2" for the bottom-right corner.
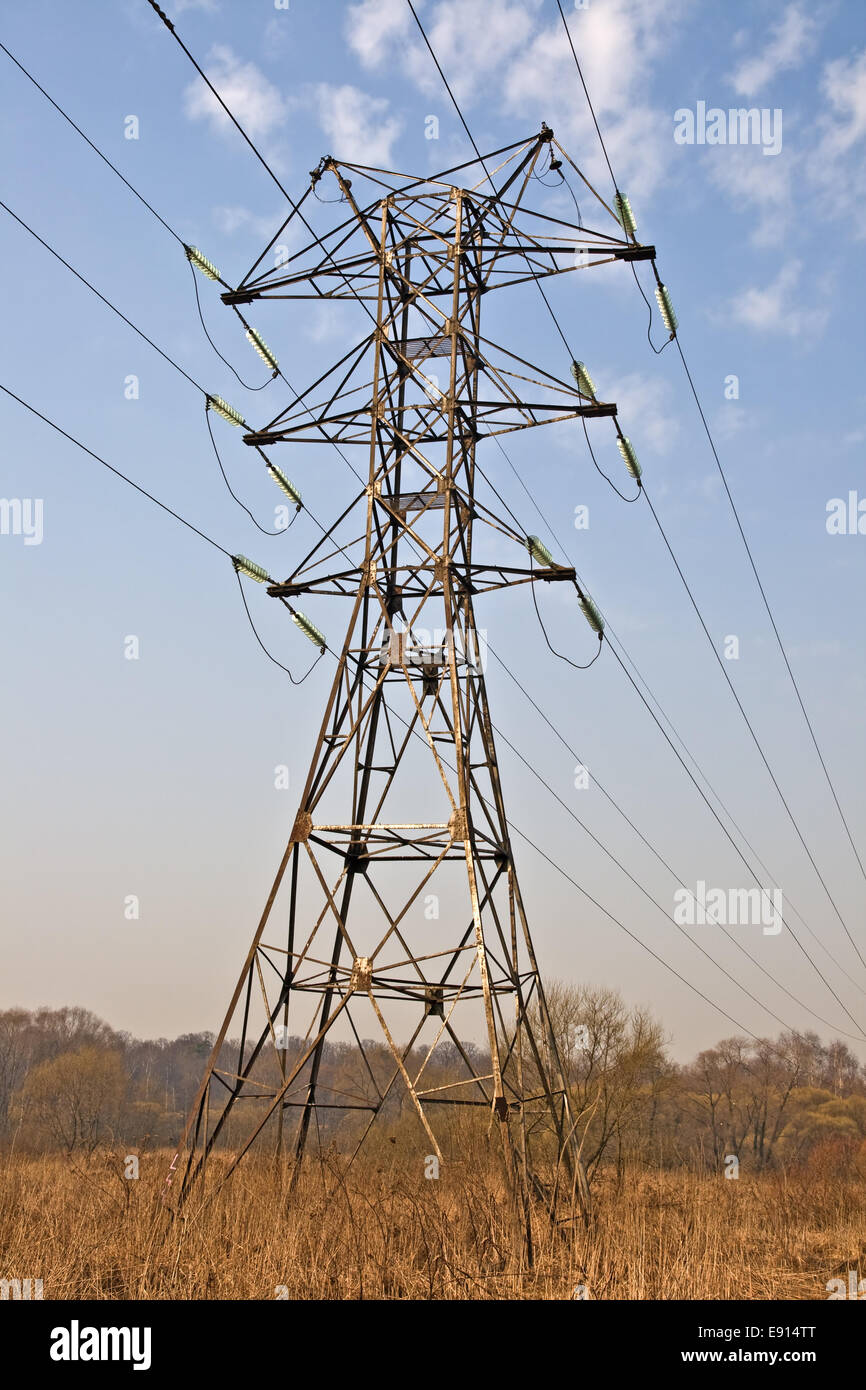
[
  {"x1": 0, "y1": 380, "x2": 230, "y2": 557},
  {"x1": 641, "y1": 483, "x2": 866, "y2": 976},
  {"x1": 544, "y1": 1, "x2": 866, "y2": 979},
  {"x1": 485, "y1": 642, "x2": 866, "y2": 1015},
  {"x1": 0, "y1": 196, "x2": 279, "y2": 534},
  {"x1": 484, "y1": 440, "x2": 866, "y2": 1009},
  {"x1": 0, "y1": 199, "x2": 207, "y2": 398},
  {"x1": 204, "y1": 405, "x2": 285, "y2": 535},
  {"x1": 3, "y1": 375, "x2": 849, "y2": 1045},
  {"x1": 487, "y1": 698, "x2": 865, "y2": 1041},
  {"x1": 5, "y1": 239, "x2": 846, "y2": 1052},
  {"x1": 340, "y1": 648, "x2": 763, "y2": 1041},
  {"x1": 673, "y1": 334, "x2": 866, "y2": 887},
  {"x1": 404, "y1": 0, "x2": 577, "y2": 360},
  {"x1": 1, "y1": 379, "x2": 767, "y2": 1045},
  {"x1": 145, "y1": 0, "x2": 295, "y2": 206},
  {"x1": 0, "y1": 39, "x2": 370, "y2": 499},
  {"x1": 188, "y1": 260, "x2": 274, "y2": 392},
  {"x1": 136, "y1": 1, "x2": 866, "y2": 1033},
  {"x1": 554, "y1": 0, "x2": 617, "y2": 190},
  {"x1": 488, "y1": 437, "x2": 817, "y2": 932},
  {"x1": 608, "y1": 639, "x2": 866, "y2": 1038},
  {"x1": 0, "y1": 15, "x2": 773, "y2": 1046},
  {"x1": 0, "y1": 195, "x2": 365, "y2": 566},
  {"x1": 553, "y1": 0, "x2": 866, "y2": 897},
  {"x1": 0, "y1": 381, "x2": 320, "y2": 685},
  {"x1": 509, "y1": 819, "x2": 760, "y2": 1037},
  {"x1": 235, "y1": 570, "x2": 324, "y2": 685},
  {"x1": 497, "y1": 199, "x2": 866, "y2": 978},
  {"x1": 0, "y1": 40, "x2": 190, "y2": 253}
]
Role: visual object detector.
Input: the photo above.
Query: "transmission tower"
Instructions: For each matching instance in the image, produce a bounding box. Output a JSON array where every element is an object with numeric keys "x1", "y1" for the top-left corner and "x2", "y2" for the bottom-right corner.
[{"x1": 171, "y1": 128, "x2": 650, "y2": 1222}]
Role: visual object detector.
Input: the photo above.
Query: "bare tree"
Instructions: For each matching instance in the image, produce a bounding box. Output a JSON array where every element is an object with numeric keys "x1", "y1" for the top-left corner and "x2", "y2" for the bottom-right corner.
[{"x1": 13, "y1": 1046, "x2": 127, "y2": 1153}]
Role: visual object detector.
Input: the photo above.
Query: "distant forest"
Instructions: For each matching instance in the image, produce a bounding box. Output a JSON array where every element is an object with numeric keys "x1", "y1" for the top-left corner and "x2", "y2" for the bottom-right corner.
[{"x1": 3, "y1": 986, "x2": 866, "y2": 1178}]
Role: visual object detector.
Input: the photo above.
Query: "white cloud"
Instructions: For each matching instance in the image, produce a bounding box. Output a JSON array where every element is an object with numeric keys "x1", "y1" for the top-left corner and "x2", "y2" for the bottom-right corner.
[
  {"x1": 405, "y1": 0, "x2": 540, "y2": 104},
  {"x1": 347, "y1": 0, "x2": 538, "y2": 104},
  {"x1": 806, "y1": 48, "x2": 866, "y2": 232},
  {"x1": 544, "y1": 365, "x2": 677, "y2": 465},
  {"x1": 707, "y1": 145, "x2": 795, "y2": 247},
  {"x1": 503, "y1": 0, "x2": 690, "y2": 205},
  {"x1": 711, "y1": 404, "x2": 750, "y2": 441},
  {"x1": 183, "y1": 45, "x2": 288, "y2": 140},
  {"x1": 342, "y1": 0, "x2": 689, "y2": 208},
  {"x1": 346, "y1": 0, "x2": 416, "y2": 70},
  {"x1": 728, "y1": 260, "x2": 827, "y2": 337},
  {"x1": 606, "y1": 370, "x2": 680, "y2": 455},
  {"x1": 313, "y1": 84, "x2": 402, "y2": 166},
  {"x1": 818, "y1": 47, "x2": 866, "y2": 157},
  {"x1": 211, "y1": 205, "x2": 282, "y2": 241},
  {"x1": 729, "y1": 4, "x2": 820, "y2": 98},
  {"x1": 709, "y1": 44, "x2": 866, "y2": 244}
]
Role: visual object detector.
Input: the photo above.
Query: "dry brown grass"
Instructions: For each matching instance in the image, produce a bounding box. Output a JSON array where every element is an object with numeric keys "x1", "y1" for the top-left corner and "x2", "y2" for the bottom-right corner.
[{"x1": 1, "y1": 1146, "x2": 863, "y2": 1300}]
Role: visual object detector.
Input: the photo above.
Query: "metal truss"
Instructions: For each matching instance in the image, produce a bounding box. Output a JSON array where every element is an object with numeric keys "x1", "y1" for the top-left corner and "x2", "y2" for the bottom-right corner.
[{"x1": 172, "y1": 128, "x2": 649, "y2": 1227}]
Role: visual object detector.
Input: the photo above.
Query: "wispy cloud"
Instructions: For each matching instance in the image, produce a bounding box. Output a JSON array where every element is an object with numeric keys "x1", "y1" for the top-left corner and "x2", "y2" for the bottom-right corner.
[
  {"x1": 313, "y1": 83, "x2": 402, "y2": 165},
  {"x1": 347, "y1": 0, "x2": 538, "y2": 103},
  {"x1": 553, "y1": 368, "x2": 679, "y2": 458},
  {"x1": 183, "y1": 45, "x2": 288, "y2": 140},
  {"x1": 503, "y1": 0, "x2": 690, "y2": 204},
  {"x1": 346, "y1": 0, "x2": 416, "y2": 70},
  {"x1": 344, "y1": 0, "x2": 687, "y2": 206},
  {"x1": 729, "y1": 4, "x2": 821, "y2": 98},
  {"x1": 807, "y1": 47, "x2": 866, "y2": 233},
  {"x1": 710, "y1": 38, "x2": 866, "y2": 245},
  {"x1": 728, "y1": 260, "x2": 828, "y2": 338},
  {"x1": 604, "y1": 369, "x2": 680, "y2": 455},
  {"x1": 707, "y1": 145, "x2": 794, "y2": 247},
  {"x1": 211, "y1": 205, "x2": 282, "y2": 242}
]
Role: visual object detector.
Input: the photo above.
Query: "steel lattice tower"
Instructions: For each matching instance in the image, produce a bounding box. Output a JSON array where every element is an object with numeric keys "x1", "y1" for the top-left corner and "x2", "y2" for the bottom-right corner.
[{"x1": 171, "y1": 129, "x2": 649, "y2": 1220}]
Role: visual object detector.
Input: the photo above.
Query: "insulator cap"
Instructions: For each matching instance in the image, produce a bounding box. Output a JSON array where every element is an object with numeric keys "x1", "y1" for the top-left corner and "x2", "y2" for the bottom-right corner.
[
  {"x1": 185, "y1": 245, "x2": 220, "y2": 281},
  {"x1": 233, "y1": 554, "x2": 269, "y2": 583},
  {"x1": 570, "y1": 360, "x2": 597, "y2": 399},
  {"x1": 267, "y1": 464, "x2": 302, "y2": 507},
  {"x1": 655, "y1": 283, "x2": 678, "y2": 337},
  {"x1": 614, "y1": 191, "x2": 637, "y2": 240},
  {"x1": 526, "y1": 534, "x2": 555, "y2": 568},
  {"x1": 208, "y1": 394, "x2": 245, "y2": 427},
  {"x1": 292, "y1": 610, "x2": 326, "y2": 652},
  {"x1": 578, "y1": 589, "x2": 605, "y2": 635},
  {"x1": 245, "y1": 327, "x2": 278, "y2": 372},
  {"x1": 616, "y1": 435, "x2": 642, "y2": 480}
]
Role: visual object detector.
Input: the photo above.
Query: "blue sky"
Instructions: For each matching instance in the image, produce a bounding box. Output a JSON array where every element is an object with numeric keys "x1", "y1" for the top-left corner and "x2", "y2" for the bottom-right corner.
[{"x1": 1, "y1": 0, "x2": 865, "y2": 1058}]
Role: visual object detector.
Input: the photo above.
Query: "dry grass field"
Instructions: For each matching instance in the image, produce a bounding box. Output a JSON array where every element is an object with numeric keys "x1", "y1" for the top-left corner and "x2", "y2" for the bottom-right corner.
[{"x1": 2, "y1": 1143, "x2": 864, "y2": 1300}]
